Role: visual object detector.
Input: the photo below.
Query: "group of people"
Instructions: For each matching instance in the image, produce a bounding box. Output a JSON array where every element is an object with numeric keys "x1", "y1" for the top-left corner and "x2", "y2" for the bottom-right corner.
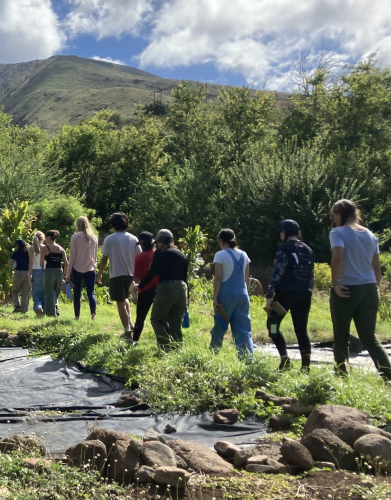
[{"x1": 8, "y1": 198, "x2": 391, "y2": 379}]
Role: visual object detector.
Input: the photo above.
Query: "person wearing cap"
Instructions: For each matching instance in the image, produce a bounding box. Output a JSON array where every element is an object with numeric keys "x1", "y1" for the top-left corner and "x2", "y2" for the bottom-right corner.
[
  {"x1": 266, "y1": 219, "x2": 315, "y2": 371},
  {"x1": 8, "y1": 239, "x2": 31, "y2": 314},
  {"x1": 210, "y1": 228, "x2": 254, "y2": 360},
  {"x1": 133, "y1": 229, "x2": 188, "y2": 350},
  {"x1": 131, "y1": 232, "x2": 159, "y2": 345},
  {"x1": 97, "y1": 212, "x2": 141, "y2": 338}
]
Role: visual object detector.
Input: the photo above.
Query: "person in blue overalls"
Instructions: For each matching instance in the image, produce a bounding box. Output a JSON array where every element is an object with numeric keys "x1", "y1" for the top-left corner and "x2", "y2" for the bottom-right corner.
[{"x1": 210, "y1": 228, "x2": 254, "y2": 361}]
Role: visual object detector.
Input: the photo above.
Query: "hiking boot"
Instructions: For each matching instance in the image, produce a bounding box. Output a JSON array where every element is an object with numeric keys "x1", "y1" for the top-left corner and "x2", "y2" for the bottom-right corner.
[
  {"x1": 119, "y1": 332, "x2": 133, "y2": 342},
  {"x1": 278, "y1": 358, "x2": 291, "y2": 371},
  {"x1": 12, "y1": 306, "x2": 22, "y2": 314}
]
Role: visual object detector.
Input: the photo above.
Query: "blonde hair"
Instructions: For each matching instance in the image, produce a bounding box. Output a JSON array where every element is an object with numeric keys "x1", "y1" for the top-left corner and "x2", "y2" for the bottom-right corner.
[
  {"x1": 33, "y1": 231, "x2": 45, "y2": 255},
  {"x1": 76, "y1": 216, "x2": 93, "y2": 242}
]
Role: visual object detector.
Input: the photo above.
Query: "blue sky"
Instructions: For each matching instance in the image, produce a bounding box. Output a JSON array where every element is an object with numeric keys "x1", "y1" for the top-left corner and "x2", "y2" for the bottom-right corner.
[{"x1": 0, "y1": 0, "x2": 390, "y2": 91}]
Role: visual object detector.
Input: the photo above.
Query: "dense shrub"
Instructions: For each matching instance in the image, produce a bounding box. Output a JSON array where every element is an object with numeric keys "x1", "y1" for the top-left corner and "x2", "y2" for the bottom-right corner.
[{"x1": 313, "y1": 263, "x2": 331, "y2": 291}]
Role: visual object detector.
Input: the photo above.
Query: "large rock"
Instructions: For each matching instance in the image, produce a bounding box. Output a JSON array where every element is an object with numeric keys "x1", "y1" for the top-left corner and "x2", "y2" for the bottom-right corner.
[
  {"x1": 0, "y1": 435, "x2": 45, "y2": 457},
  {"x1": 141, "y1": 441, "x2": 176, "y2": 468},
  {"x1": 135, "y1": 465, "x2": 155, "y2": 484},
  {"x1": 266, "y1": 458, "x2": 291, "y2": 474},
  {"x1": 301, "y1": 428, "x2": 357, "y2": 471},
  {"x1": 213, "y1": 409, "x2": 240, "y2": 425},
  {"x1": 282, "y1": 404, "x2": 312, "y2": 417},
  {"x1": 154, "y1": 466, "x2": 190, "y2": 488},
  {"x1": 255, "y1": 390, "x2": 296, "y2": 406},
  {"x1": 65, "y1": 440, "x2": 106, "y2": 470},
  {"x1": 115, "y1": 394, "x2": 140, "y2": 408},
  {"x1": 280, "y1": 440, "x2": 314, "y2": 470},
  {"x1": 168, "y1": 439, "x2": 233, "y2": 475},
  {"x1": 246, "y1": 455, "x2": 268, "y2": 465},
  {"x1": 354, "y1": 434, "x2": 391, "y2": 473},
  {"x1": 233, "y1": 449, "x2": 253, "y2": 468},
  {"x1": 214, "y1": 441, "x2": 242, "y2": 460},
  {"x1": 352, "y1": 425, "x2": 391, "y2": 443},
  {"x1": 246, "y1": 464, "x2": 275, "y2": 473},
  {"x1": 87, "y1": 428, "x2": 142, "y2": 455},
  {"x1": 268, "y1": 415, "x2": 293, "y2": 430},
  {"x1": 303, "y1": 405, "x2": 369, "y2": 446},
  {"x1": 143, "y1": 428, "x2": 167, "y2": 444},
  {"x1": 107, "y1": 439, "x2": 141, "y2": 483}
]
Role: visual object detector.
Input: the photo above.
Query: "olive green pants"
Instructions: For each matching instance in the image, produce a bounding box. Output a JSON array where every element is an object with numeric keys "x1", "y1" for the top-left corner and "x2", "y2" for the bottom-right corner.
[
  {"x1": 12, "y1": 271, "x2": 31, "y2": 313},
  {"x1": 330, "y1": 283, "x2": 391, "y2": 378},
  {"x1": 44, "y1": 268, "x2": 63, "y2": 317},
  {"x1": 150, "y1": 282, "x2": 187, "y2": 349}
]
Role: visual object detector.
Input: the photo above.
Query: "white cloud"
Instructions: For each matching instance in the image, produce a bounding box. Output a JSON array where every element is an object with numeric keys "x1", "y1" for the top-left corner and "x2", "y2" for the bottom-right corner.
[
  {"x1": 65, "y1": 0, "x2": 153, "y2": 39},
  {"x1": 0, "y1": 0, "x2": 64, "y2": 63},
  {"x1": 135, "y1": 0, "x2": 391, "y2": 90},
  {"x1": 92, "y1": 55, "x2": 126, "y2": 65}
]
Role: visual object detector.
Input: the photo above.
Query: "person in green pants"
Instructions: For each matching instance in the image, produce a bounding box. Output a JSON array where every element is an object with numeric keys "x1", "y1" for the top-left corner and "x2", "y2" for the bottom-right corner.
[{"x1": 330, "y1": 199, "x2": 391, "y2": 379}]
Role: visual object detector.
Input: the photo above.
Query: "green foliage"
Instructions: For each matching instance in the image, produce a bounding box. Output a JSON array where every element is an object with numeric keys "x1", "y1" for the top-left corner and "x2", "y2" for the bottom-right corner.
[
  {"x1": 0, "y1": 200, "x2": 34, "y2": 295},
  {"x1": 30, "y1": 196, "x2": 100, "y2": 249},
  {"x1": 380, "y1": 252, "x2": 391, "y2": 283},
  {"x1": 313, "y1": 263, "x2": 332, "y2": 291},
  {"x1": 178, "y1": 225, "x2": 208, "y2": 297}
]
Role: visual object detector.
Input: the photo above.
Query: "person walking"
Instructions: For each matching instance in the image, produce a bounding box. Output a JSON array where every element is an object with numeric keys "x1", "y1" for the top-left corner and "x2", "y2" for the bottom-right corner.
[
  {"x1": 8, "y1": 239, "x2": 31, "y2": 314},
  {"x1": 330, "y1": 199, "x2": 391, "y2": 379},
  {"x1": 28, "y1": 231, "x2": 45, "y2": 316},
  {"x1": 97, "y1": 213, "x2": 141, "y2": 336},
  {"x1": 210, "y1": 229, "x2": 254, "y2": 361},
  {"x1": 41, "y1": 230, "x2": 68, "y2": 317},
  {"x1": 66, "y1": 216, "x2": 98, "y2": 321},
  {"x1": 133, "y1": 229, "x2": 188, "y2": 351},
  {"x1": 266, "y1": 220, "x2": 314, "y2": 371},
  {"x1": 131, "y1": 232, "x2": 159, "y2": 345}
]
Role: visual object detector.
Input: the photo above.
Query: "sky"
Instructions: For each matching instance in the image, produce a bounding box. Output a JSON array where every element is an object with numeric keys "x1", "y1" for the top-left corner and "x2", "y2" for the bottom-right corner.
[{"x1": 0, "y1": 0, "x2": 391, "y2": 91}]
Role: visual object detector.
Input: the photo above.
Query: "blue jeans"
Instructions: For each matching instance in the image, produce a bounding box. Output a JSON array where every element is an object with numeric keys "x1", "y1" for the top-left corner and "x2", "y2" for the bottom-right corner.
[
  {"x1": 72, "y1": 269, "x2": 97, "y2": 317},
  {"x1": 32, "y1": 269, "x2": 45, "y2": 312}
]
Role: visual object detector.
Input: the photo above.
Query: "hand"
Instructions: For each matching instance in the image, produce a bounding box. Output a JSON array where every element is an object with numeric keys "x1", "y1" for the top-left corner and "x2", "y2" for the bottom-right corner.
[
  {"x1": 266, "y1": 298, "x2": 273, "y2": 310},
  {"x1": 29, "y1": 276, "x2": 32, "y2": 285},
  {"x1": 132, "y1": 293, "x2": 138, "y2": 305},
  {"x1": 213, "y1": 298, "x2": 220, "y2": 310},
  {"x1": 96, "y1": 273, "x2": 102, "y2": 285},
  {"x1": 65, "y1": 276, "x2": 70, "y2": 284},
  {"x1": 333, "y1": 285, "x2": 351, "y2": 298}
]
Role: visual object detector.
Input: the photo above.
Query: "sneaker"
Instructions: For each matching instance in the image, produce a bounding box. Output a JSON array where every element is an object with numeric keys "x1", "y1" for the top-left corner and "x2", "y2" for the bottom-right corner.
[
  {"x1": 132, "y1": 341, "x2": 139, "y2": 347},
  {"x1": 36, "y1": 307, "x2": 43, "y2": 317},
  {"x1": 119, "y1": 332, "x2": 133, "y2": 342},
  {"x1": 278, "y1": 358, "x2": 291, "y2": 371},
  {"x1": 12, "y1": 307, "x2": 22, "y2": 314}
]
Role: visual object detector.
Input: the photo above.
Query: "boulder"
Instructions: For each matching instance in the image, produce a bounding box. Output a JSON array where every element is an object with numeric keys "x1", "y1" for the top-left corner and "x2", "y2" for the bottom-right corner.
[
  {"x1": 115, "y1": 394, "x2": 140, "y2": 408},
  {"x1": 252, "y1": 443, "x2": 284, "y2": 463},
  {"x1": 352, "y1": 425, "x2": 391, "y2": 443},
  {"x1": 87, "y1": 428, "x2": 141, "y2": 454},
  {"x1": 246, "y1": 464, "x2": 275, "y2": 473},
  {"x1": 143, "y1": 428, "x2": 167, "y2": 444},
  {"x1": 383, "y1": 425, "x2": 391, "y2": 434},
  {"x1": 282, "y1": 404, "x2": 312, "y2": 417},
  {"x1": 280, "y1": 440, "x2": 314, "y2": 471},
  {"x1": 303, "y1": 404, "x2": 369, "y2": 446},
  {"x1": 233, "y1": 449, "x2": 253, "y2": 468},
  {"x1": 22, "y1": 458, "x2": 51, "y2": 470},
  {"x1": 266, "y1": 458, "x2": 290, "y2": 474},
  {"x1": 354, "y1": 434, "x2": 391, "y2": 473},
  {"x1": 135, "y1": 465, "x2": 155, "y2": 484},
  {"x1": 175, "y1": 454, "x2": 188, "y2": 470},
  {"x1": 65, "y1": 440, "x2": 106, "y2": 470},
  {"x1": 255, "y1": 390, "x2": 296, "y2": 406},
  {"x1": 169, "y1": 439, "x2": 233, "y2": 475},
  {"x1": 268, "y1": 415, "x2": 293, "y2": 430},
  {"x1": 141, "y1": 441, "x2": 177, "y2": 468},
  {"x1": 163, "y1": 424, "x2": 177, "y2": 434},
  {"x1": 314, "y1": 461, "x2": 336, "y2": 470},
  {"x1": 301, "y1": 428, "x2": 357, "y2": 471},
  {"x1": 154, "y1": 467, "x2": 190, "y2": 488},
  {"x1": 107, "y1": 439, "x2": 141, "y2": 483},
  {"x1": 214, "y1": 441, "x2": 242, "y2": 460},
  {"x1": 0, "y1": 435, "x2": 45, "y2": 457},
  {"x1": 213, "y1": 409, "x2": 240, "y2": 425},
  {"x1": 0, "y1": 330, "x2": 8, "y2": 339},
  {"x1": 246, "y1": 455, "x2": 268, "y2": 465}
]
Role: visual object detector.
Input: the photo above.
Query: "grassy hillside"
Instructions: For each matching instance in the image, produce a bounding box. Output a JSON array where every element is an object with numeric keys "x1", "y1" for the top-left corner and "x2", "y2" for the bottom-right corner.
[{"x1": 0, "y1": 55, "x2": 290, "y2": 134}]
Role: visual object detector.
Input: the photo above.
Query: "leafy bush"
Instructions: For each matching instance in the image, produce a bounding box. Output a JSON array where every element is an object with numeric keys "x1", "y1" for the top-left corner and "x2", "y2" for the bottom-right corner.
[
  {"x1": 380, "y1": 252, "x2": 391, "y2": 284},
  {"x1": 313, "y1": 262, "x2": 331, "y2": 291}
]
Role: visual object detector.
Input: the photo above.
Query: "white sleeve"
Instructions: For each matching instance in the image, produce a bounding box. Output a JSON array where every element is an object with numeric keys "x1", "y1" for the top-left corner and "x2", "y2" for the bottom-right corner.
[
  {"x1": 213, "y1": 251, "x2": 224, "y2": 264},
  {"x1": 330, "y1": 229, "x2": 344, "y2": 249}
]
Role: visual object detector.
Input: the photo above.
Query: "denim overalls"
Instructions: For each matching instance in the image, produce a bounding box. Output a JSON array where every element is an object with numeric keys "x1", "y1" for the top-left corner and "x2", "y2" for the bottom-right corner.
[{"x1": 210, "y1": 249, "x2": 254, "y2": 359}]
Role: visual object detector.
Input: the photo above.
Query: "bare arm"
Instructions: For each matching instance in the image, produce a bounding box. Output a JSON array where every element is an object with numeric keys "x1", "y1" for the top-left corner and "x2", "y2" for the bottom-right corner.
[
  {"x1": 67, "y1": 237, "x2": 75, "y2": 279},
  {"x1": 372, "y1": 253, "x2": 381, "y2": 286},
  {"x1": 8, "y1": 259, "x2": 14, "y2": 267},
  {"x1": 97, "y1": 255, "x2": 109, "y2": 284},
  {"x1": 245, "y1": 264, "x2": 250, "y2": 284},
  {"x1": 331, "y1": 246, "x2": 350, "y2": 297},
  {"x1": 213, "y1": 263, "x2": 223, "y2": 309},
  {"x1": 40, "y1": 248, "x2": 47, "y2": 270},
  {"x1": 28, "y1": 247, "x2": 34, "y2": 280},
  {"x1": 61, "y1": 248, "x2": 69, "y2": 277}
]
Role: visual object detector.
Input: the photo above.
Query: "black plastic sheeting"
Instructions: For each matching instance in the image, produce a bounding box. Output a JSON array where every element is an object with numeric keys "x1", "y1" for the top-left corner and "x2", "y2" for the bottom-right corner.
[{"x1": 0, "y1": 348, "x2": 267, "y2": 456}]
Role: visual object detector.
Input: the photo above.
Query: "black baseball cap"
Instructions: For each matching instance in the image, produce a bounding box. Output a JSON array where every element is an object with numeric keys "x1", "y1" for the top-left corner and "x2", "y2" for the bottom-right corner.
[
  {"x1": 277, "y1": 219, "x2": 300, "y2": 233},
  {"x1": 136, "y1": 231, "x2": 154, "y2": 245}
]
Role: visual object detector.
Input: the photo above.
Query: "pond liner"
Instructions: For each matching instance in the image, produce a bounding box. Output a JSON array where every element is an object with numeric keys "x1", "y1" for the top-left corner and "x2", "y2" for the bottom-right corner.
[{"x1": 0, "y1": 348, "x2": 267, "y2": 456}]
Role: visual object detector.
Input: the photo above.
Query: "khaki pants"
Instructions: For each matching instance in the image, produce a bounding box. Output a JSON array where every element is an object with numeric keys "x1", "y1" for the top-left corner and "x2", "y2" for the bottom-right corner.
[
  {"x1": 151, "y1": 282, "x2": 187, "y2": 349},
  {"x1": 12, "y1": 271, "x2": 31, "y2": 313}
]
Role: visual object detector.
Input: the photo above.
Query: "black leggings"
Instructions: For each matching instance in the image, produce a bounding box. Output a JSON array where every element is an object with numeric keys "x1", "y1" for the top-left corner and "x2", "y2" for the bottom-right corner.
[
  {"x1": 133, "y1": 287, "x2": 156, "y2": 342},
  {"x1": 267, "y1": 291, "x2": 312, "y2": 357}
]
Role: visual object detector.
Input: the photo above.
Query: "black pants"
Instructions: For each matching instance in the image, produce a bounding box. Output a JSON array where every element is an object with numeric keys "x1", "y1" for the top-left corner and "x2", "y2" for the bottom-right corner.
[
  {"x1": 133, "y1": 287, "x2": 156, "y2": 342},
  {"x1": 267, "y1": 290, "x2": 312, "y2": 358}
]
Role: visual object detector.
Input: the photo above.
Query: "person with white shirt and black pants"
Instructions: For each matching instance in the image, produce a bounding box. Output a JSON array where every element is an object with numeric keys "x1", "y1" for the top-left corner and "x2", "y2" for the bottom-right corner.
[
  {"x1": 210, "y1": 228, "x2": 254, "y2": 361},
  {"x1": 266, "y1": 219, "x2": 315, "y2": 371},
  {"x1": 97, "y1": 212, "x2": 141, "y2": 338}
]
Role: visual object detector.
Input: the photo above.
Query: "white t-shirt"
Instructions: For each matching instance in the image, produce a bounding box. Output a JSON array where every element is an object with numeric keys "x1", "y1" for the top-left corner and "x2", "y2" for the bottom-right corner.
[
  {"x1": 102, "y1": 231, "x2": 141, "y2": 279},
  {"x1": 213, "y1": 249, "x2": 251, "y2": 282}
]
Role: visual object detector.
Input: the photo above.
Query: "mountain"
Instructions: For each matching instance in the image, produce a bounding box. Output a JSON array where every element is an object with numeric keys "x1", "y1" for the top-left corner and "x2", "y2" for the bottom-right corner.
[{"x1": 0, "y1": 55, "x2": 290, "y2": 134}]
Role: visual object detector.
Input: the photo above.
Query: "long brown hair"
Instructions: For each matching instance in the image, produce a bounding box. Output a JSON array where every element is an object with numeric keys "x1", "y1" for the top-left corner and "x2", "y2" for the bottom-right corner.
[
  {"x1": 331, "y1": 199, "x2": 361, "y2": 226},
  {"x1": 76, "y1": 216, "x2": 93, "y2": 242},
  {"x1": 32, "y1": 231, "x2": 45, "y2": 255}
]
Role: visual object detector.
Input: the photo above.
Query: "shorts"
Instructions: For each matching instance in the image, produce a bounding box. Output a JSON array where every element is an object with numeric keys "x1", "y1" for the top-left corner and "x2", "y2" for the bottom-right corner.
[{"x1": 109, "y1": 275, "x2": 133, "y2": 302}]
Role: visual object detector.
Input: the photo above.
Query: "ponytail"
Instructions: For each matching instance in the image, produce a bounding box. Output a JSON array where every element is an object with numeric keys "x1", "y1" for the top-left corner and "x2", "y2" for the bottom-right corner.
[
  {"x1": 32, "y1": 231, "x2": 45, "y2": 255},
  {"x1": 218, "y1": 228, "x2": 239, "y2": 248},
  {"x1": 45, "y1": 230, "x2": 60, "y2": 241}
]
